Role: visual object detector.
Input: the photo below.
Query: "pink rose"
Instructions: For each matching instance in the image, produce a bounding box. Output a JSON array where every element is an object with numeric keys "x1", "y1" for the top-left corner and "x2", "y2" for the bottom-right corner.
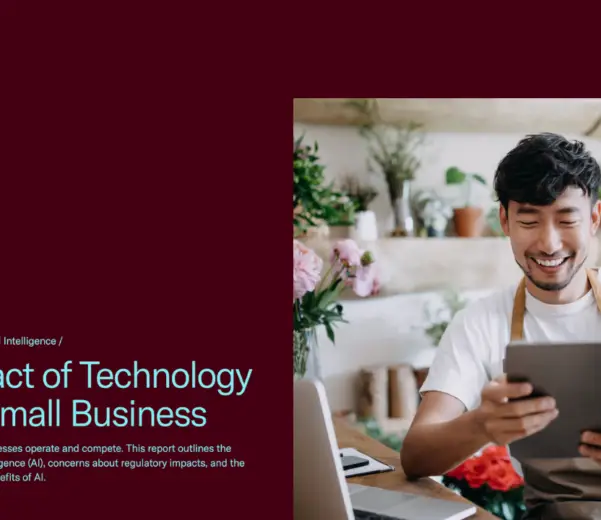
[
  {"x1": 293, "y1": 239, "x2": 323, "y2": 300},
  {"x1": 352, "y1": 263, "x2": 378, "y2": 297},
  {"x1": 331, "y1": 239, "x2": 362, "y2": 268}
]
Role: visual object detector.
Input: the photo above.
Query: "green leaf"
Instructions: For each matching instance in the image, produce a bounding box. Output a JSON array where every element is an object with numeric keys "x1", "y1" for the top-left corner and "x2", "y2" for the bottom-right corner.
[
  {"x1": 324, "y1": 322, "x2": 335, "y2": 343},
  {"x1": 445, "y1": 167, "x2": 466, "y2": 185},
  {"x1": 472, "y1": 173, "x2": 487, "y2": 185}
]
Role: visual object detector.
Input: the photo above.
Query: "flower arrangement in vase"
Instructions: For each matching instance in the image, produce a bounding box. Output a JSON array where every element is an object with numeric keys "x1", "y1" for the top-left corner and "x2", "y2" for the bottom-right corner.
[
  {"x1": 293, "y1": 238, "x2": 379, "y2": 378},
  {"x1": 443, "y1": 445, "x2": 525, "y2": 520}
]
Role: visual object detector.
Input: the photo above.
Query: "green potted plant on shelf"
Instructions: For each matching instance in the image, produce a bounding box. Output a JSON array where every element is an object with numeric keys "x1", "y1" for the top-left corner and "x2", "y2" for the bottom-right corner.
[
  {"x1": 293, "y1": 134, "x2": 350, "y2": 237},
  {"x1": 321, "y1": 192, "x2": 357, "y2": 239},
  {"x1": 412, "y1": 188, "x2": 453, "y2": 237},
  {"x1": 445, "y1": 166, "x2": 487, "y2": 237},
  {"x1": 340, "y1": 175, "x2": 379, "y2": 240}
]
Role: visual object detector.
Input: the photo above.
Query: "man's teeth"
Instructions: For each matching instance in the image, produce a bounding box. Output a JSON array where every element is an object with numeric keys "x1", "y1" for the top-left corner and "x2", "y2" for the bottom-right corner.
[{"x1": 534, "y1": 258, "x2": 566, "y2": 267}]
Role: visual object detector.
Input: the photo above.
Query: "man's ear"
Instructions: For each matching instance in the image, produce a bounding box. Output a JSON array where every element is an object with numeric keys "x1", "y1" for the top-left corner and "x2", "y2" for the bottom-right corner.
[
  {"x1": 499, "y1": 204, "x2": 509, "y2": 236},
  {"x1": 591, "y1": 200, "x2": 601, "y2": 235}
]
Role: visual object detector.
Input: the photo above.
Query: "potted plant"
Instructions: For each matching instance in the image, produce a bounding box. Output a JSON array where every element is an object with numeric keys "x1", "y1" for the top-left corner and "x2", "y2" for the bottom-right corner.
[
  {"x1": 445, "y1": 166, "x2": 487, "y2": 237},
  {"x1": 340, "y1": 175, "x2": 379, "y2": 241},
  {"x1": 293, "y1": 238, "x2": 379, "y2": 378},
  {"x1": 293, "y1": 134, "x2": 349, "y2": 238},
  {"x1": 347, "y1": 99, "x2": 424, "y2": 237},
  {"x1": 412, "y1": 188, "x2": 453, "y2": 237},
  {"x1": 321, "y1": 192, "x2": 357, "y2": 239}
]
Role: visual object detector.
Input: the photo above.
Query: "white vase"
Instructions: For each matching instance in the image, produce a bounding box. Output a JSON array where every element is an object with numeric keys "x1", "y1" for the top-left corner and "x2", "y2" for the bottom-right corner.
[{"x1": 355, "y1": 210, "x2": 378, "y2": 241}]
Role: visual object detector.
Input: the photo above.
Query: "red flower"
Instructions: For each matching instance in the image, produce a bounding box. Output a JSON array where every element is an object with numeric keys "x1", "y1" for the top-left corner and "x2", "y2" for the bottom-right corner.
[
  {"x1": 446, "y1": 462, "x2": 466, "y2": 480},
  {"x1": 444, "y1": 445, "x2": 524, "y2": 492},
  {"x1": 463, "y1": 457, "x2": 489, "y2": 488}
]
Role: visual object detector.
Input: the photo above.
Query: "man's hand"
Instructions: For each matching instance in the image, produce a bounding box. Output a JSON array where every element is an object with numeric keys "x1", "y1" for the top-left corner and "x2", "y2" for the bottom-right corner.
[
  {"x1": 579, "y1": 431, "x2": 601, "y2": 463},
  {"x1": 473, "y1": 375, "x2": 559, "y2": 446}
]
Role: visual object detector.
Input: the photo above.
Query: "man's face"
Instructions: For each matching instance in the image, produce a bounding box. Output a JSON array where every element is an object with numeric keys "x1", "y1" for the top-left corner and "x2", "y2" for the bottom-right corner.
[{"x1": 500, "y1": 187, "x2": 601, "y2": 292}]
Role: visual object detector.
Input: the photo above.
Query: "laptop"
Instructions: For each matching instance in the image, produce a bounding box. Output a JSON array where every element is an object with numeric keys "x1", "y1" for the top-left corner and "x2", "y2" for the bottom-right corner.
[{"x1": 294, "y1": 378, "x2": 477, "y2": 520}]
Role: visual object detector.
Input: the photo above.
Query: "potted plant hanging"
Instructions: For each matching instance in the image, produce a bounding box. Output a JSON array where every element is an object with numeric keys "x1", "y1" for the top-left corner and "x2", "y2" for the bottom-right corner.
[{"x1": 445, "y1": 166, "x2": 487, "y2": 237}]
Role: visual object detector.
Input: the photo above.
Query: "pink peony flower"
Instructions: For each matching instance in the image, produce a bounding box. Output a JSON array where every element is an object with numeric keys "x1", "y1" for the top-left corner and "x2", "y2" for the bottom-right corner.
[
  {"x1": 353, "y1": 263, "x2": 380, "y2": 297},
  {"x1": 331, "y1": 239, "x2": 362, "y2": 268},
  {"x1": 293, "y1": 239, "x2": 323, "y2": 300}
]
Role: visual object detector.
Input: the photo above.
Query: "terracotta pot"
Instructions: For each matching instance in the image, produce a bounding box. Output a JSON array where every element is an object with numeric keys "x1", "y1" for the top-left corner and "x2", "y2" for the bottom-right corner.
[{"x1": 453, "y1": 206, "x2": 483, "y2": 237}]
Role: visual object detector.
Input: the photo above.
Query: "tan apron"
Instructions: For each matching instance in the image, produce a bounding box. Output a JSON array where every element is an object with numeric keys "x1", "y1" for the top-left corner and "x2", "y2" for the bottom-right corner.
[{"x1": 510, "y1": 267, "x2": 601, "y2": 519}]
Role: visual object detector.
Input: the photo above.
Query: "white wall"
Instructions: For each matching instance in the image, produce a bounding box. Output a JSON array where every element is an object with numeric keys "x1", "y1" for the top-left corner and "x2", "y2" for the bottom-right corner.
[{"x1": 295, "y1": 122, "x2": 601, "y2": 412}]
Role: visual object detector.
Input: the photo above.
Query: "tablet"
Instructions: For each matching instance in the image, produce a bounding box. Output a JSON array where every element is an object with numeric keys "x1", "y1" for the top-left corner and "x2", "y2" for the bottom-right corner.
[{"x1": 504, "y1": 341, "x2": 601, "y2": 460}]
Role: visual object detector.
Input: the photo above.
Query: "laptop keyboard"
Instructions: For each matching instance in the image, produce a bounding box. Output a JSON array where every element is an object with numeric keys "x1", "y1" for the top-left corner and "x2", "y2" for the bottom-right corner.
[{"x1": 354, "y1": 509, "x2": 406, "y2": 520}]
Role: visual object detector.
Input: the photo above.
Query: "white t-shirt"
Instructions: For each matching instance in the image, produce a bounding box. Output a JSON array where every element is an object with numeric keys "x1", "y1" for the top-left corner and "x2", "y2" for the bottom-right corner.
[{"x1": 420, "y1": 269, "x2": 601, "y2": 411}]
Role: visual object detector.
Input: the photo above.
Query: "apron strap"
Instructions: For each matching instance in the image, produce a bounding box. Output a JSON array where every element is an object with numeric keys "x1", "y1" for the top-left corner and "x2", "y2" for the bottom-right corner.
[
  {"x1": 587, "y1": 267, "x2": 601, "y2": 313},
  {"x1": 510, "y1": 277, "x2": 527, "y2": 342},
  {"x1": 510, "y1": 267, "x2": 601, "y2": 342}
]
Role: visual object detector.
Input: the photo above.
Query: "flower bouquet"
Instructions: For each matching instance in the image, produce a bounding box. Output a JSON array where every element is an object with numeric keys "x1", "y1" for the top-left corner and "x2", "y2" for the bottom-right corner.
[
  {"x1": 293, "y1": 238, "x2": 379, "y2": 377},
  {"x1": 443, "y1": 445, "x2": 525, "y2": 520}
]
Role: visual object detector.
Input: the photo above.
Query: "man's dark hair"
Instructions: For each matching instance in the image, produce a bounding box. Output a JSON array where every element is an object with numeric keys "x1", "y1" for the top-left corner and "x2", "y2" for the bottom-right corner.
[{"x1": 494, "y1": 132, "x2": 601, "y2": 211}]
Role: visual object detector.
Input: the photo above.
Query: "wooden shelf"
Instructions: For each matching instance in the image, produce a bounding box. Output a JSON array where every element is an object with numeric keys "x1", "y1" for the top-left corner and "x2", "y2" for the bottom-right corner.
[{"x1": 294, "y1": 98, "x2": 601, "y2": 138}]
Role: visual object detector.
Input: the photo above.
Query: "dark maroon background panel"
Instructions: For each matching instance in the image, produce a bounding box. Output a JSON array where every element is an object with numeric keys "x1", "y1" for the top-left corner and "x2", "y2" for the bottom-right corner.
[{"x1": 0, "y1": 2, "x2": 290, "y2": 518}]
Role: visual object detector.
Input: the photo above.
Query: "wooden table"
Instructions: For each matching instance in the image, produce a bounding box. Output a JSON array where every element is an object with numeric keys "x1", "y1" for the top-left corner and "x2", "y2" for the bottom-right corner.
[{"x1": 334, "y1": 417, "x2": 496, "y2": 519}]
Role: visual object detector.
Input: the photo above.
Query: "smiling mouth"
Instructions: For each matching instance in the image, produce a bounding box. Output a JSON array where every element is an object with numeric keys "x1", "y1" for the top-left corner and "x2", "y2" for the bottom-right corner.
[{"x1": 530, "y1": 256, "x2": 571, "y2": 268}]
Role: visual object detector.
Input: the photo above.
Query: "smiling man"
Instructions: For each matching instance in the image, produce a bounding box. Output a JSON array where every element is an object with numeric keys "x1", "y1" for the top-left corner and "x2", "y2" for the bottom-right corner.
[{"x1": 400, "y1": 133, "x2": 601, "y2": 519}]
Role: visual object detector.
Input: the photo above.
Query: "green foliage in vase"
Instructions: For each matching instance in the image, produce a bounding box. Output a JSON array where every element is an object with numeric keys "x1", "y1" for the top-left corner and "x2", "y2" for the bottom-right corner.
[{"x1": 346, "y1": 99, "x2": 424, "y2": 205}]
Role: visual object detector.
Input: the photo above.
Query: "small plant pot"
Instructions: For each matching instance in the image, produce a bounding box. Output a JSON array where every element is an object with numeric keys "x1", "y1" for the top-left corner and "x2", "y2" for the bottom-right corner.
[
  {"x1": 453, "y1": 207, "x2": 483, "y2": 237},
  {"x1": 355, "y1": 210, "x2": 378, "y2": 241}
]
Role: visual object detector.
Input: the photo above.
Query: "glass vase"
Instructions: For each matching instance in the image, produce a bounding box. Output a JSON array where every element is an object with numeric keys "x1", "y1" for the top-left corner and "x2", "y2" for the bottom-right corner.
[
  {"x1": 293, "y1": 327, "x2": 321, "y2": 380},
  {"x1": 391, "y1": 180, "x2": 414, "y2": 237}
]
